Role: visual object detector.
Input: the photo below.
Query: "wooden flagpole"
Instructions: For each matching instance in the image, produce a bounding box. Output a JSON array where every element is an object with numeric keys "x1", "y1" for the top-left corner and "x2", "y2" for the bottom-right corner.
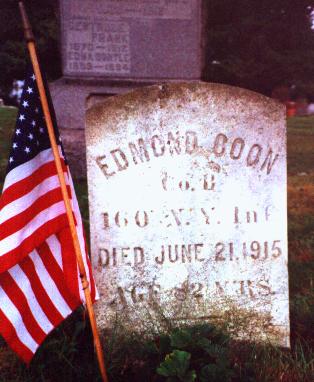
[{"x1": 18, "y1": 3, "x2": 109, "y2": 381}]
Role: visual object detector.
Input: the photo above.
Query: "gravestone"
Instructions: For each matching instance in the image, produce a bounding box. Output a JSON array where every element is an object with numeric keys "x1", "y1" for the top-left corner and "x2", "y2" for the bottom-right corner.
[
  {"x1": 86, "y1": 82, "x2": 289, "y2": 346},
  {"x1": 61, "y1": 0, "x2": 202, "y2": 79},
  {"x1": 51, "y1": 0, "x2": 206, "y2": 176}
]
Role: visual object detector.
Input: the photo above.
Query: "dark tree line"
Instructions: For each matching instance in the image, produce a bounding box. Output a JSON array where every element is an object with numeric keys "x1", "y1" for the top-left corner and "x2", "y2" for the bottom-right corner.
[
  {"x1": 0, "y1": 0, "x2": 314, "y2": 102},
  {"x1": 0, "y1": 0, "x2": 60, "y2": 102},
  {"x1": 205, "y1": 0, "x2": 314, "y2": 96}
]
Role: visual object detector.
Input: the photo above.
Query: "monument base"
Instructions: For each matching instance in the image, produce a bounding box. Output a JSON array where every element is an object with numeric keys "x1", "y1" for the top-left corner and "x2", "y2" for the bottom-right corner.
[{"x1": 50, "y1": 77, "x2": 199, "y2": 177}]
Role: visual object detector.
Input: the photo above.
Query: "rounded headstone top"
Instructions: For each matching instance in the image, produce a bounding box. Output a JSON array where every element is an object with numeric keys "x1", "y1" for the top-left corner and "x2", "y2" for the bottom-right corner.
[
  {"x1": 85, "y1": 81, "x2": 288, "y2": 347},
  {"x1": 86, "y1": 82, "x2": 284, "y2": 145}
]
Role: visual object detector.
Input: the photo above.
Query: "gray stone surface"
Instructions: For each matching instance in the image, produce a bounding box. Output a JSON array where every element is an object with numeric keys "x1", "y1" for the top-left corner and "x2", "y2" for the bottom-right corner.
[
  {"x1": 50, "y1": 78, "x2": 168, "y2": 177},
  {"x1": 86, "y1": 82, "x2": 289, "y2": 346},
  {"x1": 60, "y1": 0, "x2": 202, "y2": 79},
  {"x1": 53, "y1": 0, "x2": 207, "y2": 175}
]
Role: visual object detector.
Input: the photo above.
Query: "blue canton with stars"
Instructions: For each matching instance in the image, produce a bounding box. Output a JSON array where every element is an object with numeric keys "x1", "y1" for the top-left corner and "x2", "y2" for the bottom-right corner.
[{"x1": 7, "y1": 67, "x2": 65, "y2": 174}]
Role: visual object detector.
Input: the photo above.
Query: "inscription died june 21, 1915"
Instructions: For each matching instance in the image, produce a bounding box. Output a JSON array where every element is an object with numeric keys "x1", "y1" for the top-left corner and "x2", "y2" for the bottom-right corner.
[{"x1": 86, "y1": 82, "x2": 289, "y2": 347}]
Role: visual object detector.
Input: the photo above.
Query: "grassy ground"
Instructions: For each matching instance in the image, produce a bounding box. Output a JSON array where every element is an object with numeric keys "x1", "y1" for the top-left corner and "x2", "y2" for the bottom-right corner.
[
  {"x1": 0, "y1": 107, "x2": 17, "y2": 184},
  {"x1": 286, "y1": 116, "x2": 314, "y2": 367},
  {"x1": 0, "y1": 107, "x2": 313, "y2": 381}
]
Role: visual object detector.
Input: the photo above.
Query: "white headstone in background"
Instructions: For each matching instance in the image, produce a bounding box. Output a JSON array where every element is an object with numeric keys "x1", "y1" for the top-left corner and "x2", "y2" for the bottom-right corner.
[{"x1": 86, "y1": 82, "x2": 289, "y2": 346}]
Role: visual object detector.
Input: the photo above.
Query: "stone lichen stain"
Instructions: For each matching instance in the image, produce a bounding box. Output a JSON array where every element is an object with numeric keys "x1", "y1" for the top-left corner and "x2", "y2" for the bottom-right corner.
[{"x1": 87, "y1": 82, "x2": 289, "y2": 347}]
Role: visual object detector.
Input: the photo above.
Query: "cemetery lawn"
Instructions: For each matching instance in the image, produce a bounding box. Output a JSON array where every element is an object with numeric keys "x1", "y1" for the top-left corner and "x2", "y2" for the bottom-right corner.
[{"x1": 0, "y1": 106, "x2": 313, "y2": 381}]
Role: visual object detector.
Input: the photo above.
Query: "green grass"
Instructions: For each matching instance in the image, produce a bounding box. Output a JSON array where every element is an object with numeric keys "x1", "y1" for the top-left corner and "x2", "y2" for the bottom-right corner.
[
  {"x1": 287, "y1": 116, "x2": 314, "y2": 175},
  {"x1": 0, "y1": 108, "x2": 313, "y2": 381},
  {"x1": 0, "y1": 107, "x2": 17, "y2": 186},
  {"x1": 286, "y1": 118, "x2": 314, "y2": 359}
]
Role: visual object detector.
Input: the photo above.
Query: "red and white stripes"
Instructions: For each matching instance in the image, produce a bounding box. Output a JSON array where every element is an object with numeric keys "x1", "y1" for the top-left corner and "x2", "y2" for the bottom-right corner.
[{"x1": 0, "y1": 148, "x2": 97, "y2": 363}]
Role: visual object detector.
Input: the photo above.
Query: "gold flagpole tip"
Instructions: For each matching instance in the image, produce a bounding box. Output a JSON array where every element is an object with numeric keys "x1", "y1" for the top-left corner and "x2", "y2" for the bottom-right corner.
[{"x1": 19, "y1": 1, "x2": 35, "y2": 42}]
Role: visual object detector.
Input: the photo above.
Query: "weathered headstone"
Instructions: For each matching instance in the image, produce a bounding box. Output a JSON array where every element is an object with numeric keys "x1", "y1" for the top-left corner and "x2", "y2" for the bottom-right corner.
[
  {"x1": 51, "y1": 0, "x2": 207, "y2": 176},
  {"x1": 86, "y1": 82, "x2": 289, "y2": 346}
]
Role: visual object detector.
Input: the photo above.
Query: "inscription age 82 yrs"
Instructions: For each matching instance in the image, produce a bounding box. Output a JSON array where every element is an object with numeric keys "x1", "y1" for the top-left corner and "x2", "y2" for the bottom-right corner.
[{"x1": 108, "y1": 277, "x2": 276, "y2": 310}]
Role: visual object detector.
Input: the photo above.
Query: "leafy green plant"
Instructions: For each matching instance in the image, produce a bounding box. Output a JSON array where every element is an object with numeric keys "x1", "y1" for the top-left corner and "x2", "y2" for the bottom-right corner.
[
  {"x1": 0, "y1": 110, "x2": 313, "y2": 381},
  {"x1": 157, "y1": 350, "x2": 196, "y2": 382},
  {"x1": 156, "y1": 324, "x2": 234, "y2": 382}
]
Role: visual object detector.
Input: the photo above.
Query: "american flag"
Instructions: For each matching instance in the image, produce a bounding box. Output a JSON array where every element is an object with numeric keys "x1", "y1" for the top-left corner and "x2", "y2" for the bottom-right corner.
[{"x1": 0, "y1": 68, "x2": 97, "y2": 363}]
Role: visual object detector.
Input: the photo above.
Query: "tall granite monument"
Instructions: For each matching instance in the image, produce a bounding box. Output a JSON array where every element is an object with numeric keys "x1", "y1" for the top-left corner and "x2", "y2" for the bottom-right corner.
[
  {"x1": 86, "y1": 82, "x2": 290, "y2": 347},
  {"x1": 51, "y1": 0, "x2": 207, "y2": 176}
]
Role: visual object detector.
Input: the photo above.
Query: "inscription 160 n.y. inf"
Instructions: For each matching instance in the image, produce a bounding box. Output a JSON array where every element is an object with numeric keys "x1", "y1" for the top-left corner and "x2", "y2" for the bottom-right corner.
[{"x1": 101, "y1": 205, "x2": 272, "y2": 229}]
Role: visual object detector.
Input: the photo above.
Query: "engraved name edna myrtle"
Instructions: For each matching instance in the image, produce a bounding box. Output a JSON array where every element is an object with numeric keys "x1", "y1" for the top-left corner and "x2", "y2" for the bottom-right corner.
[{"x1": 92, "y1": 128, "x2": 284, "y2": 309}]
